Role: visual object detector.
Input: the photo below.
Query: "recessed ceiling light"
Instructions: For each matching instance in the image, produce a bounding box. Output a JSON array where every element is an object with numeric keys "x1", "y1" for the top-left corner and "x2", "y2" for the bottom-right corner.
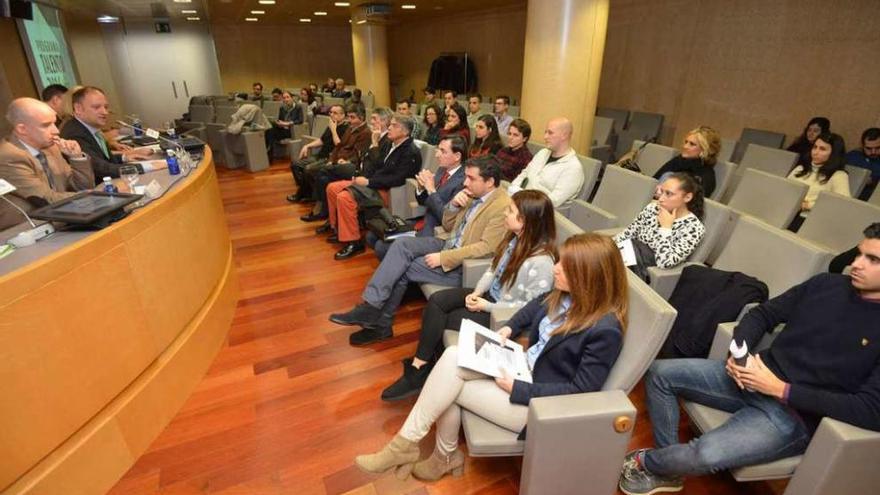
[
  {"x1": 245, "y1": 17, "x2": 258, "y2": 21},
  {"x1": 314, "y1": 11, "x2": 327, "y2": 16},
  {"x1": 172, "y1": 0, "x2": 192, "y2": 3},
  {"x1": 186, "y1": 17, "x2": 200, "y2": 21},
  {"x1": 97, "y1": 15, "x2": 119, "y2": 23},
  {"x1": 181, "y1": 10, "x2": 197, "y2": 14},
  {"x1": 401, "y1": 4, "x2": 416, "y2": 9},
  {"x1": 258, "y1": 0, "x2": 276, "y2": 4},
  {"x1": 299, "y1": 18, "x2": 311, "y2": 22},
  {"x1": 334, "y1": 2, "x2": 350, "y2": 6},
  {"x1": 251, "y1": 10, "x2": 265, "y2": 14},
  {"x1": 356, "y1": 19, "x2": 366, "y2": 24}
]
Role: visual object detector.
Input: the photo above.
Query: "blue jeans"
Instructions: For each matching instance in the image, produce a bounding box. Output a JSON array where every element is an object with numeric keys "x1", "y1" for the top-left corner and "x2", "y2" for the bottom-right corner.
[{"x1": 643, "y1": 359, "x2": 810, "y2": 477}]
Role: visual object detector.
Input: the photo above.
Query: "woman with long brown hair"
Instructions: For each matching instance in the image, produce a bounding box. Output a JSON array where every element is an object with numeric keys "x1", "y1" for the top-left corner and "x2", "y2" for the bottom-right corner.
[
  {"x1": 355, "y1": 233, "x2": 628, "y2": 482},
  {"x1": 381, "y1": 189, "x2": 558, "y2": 402}
]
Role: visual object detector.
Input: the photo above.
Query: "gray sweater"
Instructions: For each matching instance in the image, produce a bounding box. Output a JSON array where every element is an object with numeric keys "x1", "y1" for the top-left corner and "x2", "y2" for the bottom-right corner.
[{"x1": 474, "y1": 253, "x2": 555, "y2": 311}]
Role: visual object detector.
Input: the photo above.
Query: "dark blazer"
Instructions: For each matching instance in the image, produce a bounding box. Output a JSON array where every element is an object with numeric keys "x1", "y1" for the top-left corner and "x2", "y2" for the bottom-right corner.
[
  {"x1": 60, "y1": 117, "x2": 142, "y2": 182},
  {"x1": 365, "y1": 137, "x2": 422, "y2": 190},
  {"x1": 506, "y1": 297, "x2": 623, "y2": 425},
  {"x1": 416, "y1": 165, "x2": 465, "y2": 235}
]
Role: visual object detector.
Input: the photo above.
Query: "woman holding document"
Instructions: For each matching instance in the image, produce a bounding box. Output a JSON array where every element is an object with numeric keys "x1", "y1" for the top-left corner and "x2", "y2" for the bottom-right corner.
[
  {"x1": 380, "y1": 189, "x2": 557, "y2": 402},
  {"x1": 355, "y1": 233, "x2": 628, "y2": 482}
]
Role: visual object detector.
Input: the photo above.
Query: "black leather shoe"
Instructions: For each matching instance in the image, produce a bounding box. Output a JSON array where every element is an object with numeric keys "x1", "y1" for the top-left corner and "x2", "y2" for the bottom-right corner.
[
  {"x1": 334, "y1": 241, "x2": 365, "y2": 260},
  {"x1": 326, "y1": 233, "x2": 340, "y2": 243},
  {"x1": 330, "y1": 303, "x2": 381, "y2": 328},
  {"x1": 349, "y1": 326, "x2": 393, "y2": 346},
  {"x1": 381, "y1": 359, "x2": 433, "y2": 401},
  {"x1": 286, "y1": 194, "x2": 301, "y2": 203},
  {"x1": 315, "y1": 222, "x2": 333, "y2": 234},
  {"x1": 300, "y1": 213, "x2": 327, "y2": 222}
]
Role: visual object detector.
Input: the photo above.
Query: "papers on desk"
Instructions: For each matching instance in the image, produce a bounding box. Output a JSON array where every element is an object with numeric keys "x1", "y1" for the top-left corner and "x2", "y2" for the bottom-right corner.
[
  {"x1": 457, "y1": 319, "x2": 532, "y2": 383},
  {"x1": 617, "y1": 238, "x2": 638, "y2": 267}
]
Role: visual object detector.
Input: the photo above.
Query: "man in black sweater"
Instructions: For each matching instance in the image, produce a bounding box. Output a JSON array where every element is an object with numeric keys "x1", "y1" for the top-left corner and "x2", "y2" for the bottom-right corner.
[{"x1": 620, "y1": 223, "x2": 880, "y2": 495}]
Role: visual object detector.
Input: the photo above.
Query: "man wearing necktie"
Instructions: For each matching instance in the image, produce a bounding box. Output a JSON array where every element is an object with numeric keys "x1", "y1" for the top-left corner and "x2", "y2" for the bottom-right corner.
[
  {"x1": 329, "y1": 156, "x2": 510, "y2": 346},
  {"x1": 59, "y1": 86, "x2": 162, "y2": 184},
  {"x1": 0, "y1": 98, "x2": 95, "y2": 231}
]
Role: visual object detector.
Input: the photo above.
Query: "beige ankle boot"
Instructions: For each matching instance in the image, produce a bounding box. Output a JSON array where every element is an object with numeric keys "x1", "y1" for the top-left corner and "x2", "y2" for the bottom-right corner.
[
  {"x1": 412, "y1": 448, "x2": 465, "y2": 481},
  {"x1": 355, "y1": 434, "x2": 420, "y2": 476}
]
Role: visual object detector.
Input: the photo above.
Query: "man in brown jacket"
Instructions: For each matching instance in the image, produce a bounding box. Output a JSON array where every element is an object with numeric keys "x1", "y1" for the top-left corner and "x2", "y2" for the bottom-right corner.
[
  {"x1": 330, "y1": 155, "x2": 511, "y2": 345},
  {"x1": 0, "y1": 98, "x2": 94, "y2": 231}
]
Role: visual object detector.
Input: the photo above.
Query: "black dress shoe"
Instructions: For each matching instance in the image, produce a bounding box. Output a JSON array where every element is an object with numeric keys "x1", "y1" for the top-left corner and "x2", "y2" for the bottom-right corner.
[
  {"x1": 381, "y1": 359, "x2": 433, "y2": 401},
  {"x1": 315, "y1": 222, "x2": 333, "y2": 234},
  {"x1": 286, "y1": 194, "x2": 301, "y2": 203},
  {"x1": 326, "y1": 233, "x2": 339, "y2": 243},
  {"x1": 300, "y1": 213, "x2": 327, "y2": 222},
  {"x1": 334, "y1": 241, "x2": 365, "y2": 260},
  {"x1": 330, "y1": 302, "x2": 381, "y2": 328},
  {"x1": 349, "y1": 326, "x2": 393, "y2": 346}
]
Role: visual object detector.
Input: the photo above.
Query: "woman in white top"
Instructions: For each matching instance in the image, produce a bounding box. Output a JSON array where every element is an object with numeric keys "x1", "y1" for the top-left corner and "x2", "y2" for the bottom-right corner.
[
  {"x1": 786, "y1": 132, "x2": 851, "y2": 231},
  {"x1": 379, "y1": 190, "x2": 557, "y2": 402},
  {"x1": 614, "y1": 172, "x2": 706, "y2": 275}
]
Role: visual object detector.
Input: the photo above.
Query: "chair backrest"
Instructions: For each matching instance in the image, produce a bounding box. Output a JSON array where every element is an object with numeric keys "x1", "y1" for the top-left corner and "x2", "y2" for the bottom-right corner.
[
  {"x1": 591, "y1": 116, "x2": 615, "y2": 146},
  {"x1": 214, "y1": 105, "x2": 239, "y2": 125},
  {"x1": 635, "y1": 142, "x2": 676, "y2": 177},
  {"x1": 727, "y1": 168, "x2": 808, "y2": 228},
  {"x1": 603, "y1": 271, "x2": 677, "y2": 393},
  {"x1": 576, "y1": 154, "x2": 602, "y2": 201},
  {"x1": 508, "y1": 105, "x2": 520, "y2": 117},
  {"x1": 554, "y1": 211, "x2": 585, "y2": 248},
  {"x1": 711, "y1": 160, "x2": 737, "y2": 200},
  {"x1": 687, "y1": 199, "x2": 733, "y2": 264},
  {"x1": 526, "y1": 141, "x2": 546, "y2": 157},
  {"x1": 596, "y1": 107, "x2": 630, "y2": 131},
  {"x1": 798, "y1": 191, "x2": 880, "y2": 253},
  {"x1": 262, "y1": 101, "x2": 282, "y2": 118},
  {"x1": 311, "y1": 115, "x2": 331, "y2": 141},
  {"x1": 739, "y1": 143, "x2": 799, "y2": 177},
  {"x1": 188, "y1": 105, "x2": 214, "y2": 124},
  {"x1": 732, "y1": 128, "x2": 786, "y2": 163},
  {"x1": 413, "y1": 139, "x2": 439, "y2": 173},
  {"x1": 717, "y1": 137, "x2": 737, "y2": 163},
  {"x1": 871, "y1": 184, "x2": 880, "y2": 206},
  {"x1": 845, "y1": 165, "x2": 871, "y2": 198},
  {"x1": 590, "y1": 165, "x2": 659, "y2": 226},
  {"x1": 325, "y1": 96, "x2": 345, "y2": 107},
  {"x1": 627, "y1": 111, "x2": 664, "y2": 143},
  {"x1": 714, "y1": 215, "x2": 831, "y2": 297},
  {"x1": 479, "y1": 102, "x2": 493, "y2": 114}
]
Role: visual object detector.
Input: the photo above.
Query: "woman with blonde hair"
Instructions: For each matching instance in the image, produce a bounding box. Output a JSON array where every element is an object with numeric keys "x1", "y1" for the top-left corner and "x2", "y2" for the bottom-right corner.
[
  {"x1": 355, "y1": 233, "x2": 628, "y2": 482},
  {"x1": 652, "y1": 125, "x2": 721, "y2": 197}
]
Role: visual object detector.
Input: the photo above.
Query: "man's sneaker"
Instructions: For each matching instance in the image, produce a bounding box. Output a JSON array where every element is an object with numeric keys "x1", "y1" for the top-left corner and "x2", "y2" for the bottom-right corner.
[
  {"x1": 622, "y1": 449, "x2": 648, "y2": 475},
  {"x1": 618, "y1": 459, "x2": 683, "y2": 495}
]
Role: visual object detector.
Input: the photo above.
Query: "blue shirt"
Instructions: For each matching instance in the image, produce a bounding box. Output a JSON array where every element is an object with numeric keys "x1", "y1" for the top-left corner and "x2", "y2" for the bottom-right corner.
[
  {"x1": 846, "y1": 150, "x2": 880, "y2": 181},
  {"x1": 489, "y1": 237, "x2": 517, "y2": 302},
  {"x1": 526, "y1": 296, "x2": 570, "y2": 370}
]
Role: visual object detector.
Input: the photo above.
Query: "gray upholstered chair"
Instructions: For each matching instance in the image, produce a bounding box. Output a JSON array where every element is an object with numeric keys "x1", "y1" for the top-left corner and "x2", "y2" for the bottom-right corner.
[
  {"x1": 651, "y1": 215, "x2": 833, "y2": 300},
  {"x1": 262, "y1": 100, "x2": 282, "y2": 120},
  {"x1": 204, "y1": 123, "x2": 228, "y2": 166},
  {"x1": 739, "y1": 144, "x2": 799, "y2": 178},
  {"x1": 631, "y1": 141, "x2": 677, "y2": 178},
  {"x1": 221, "y1": 130, "x2": 269, "y2": 172},
  {"x1": 711, "y1": 160, "x2": 738, "y2": 200},
  {"x1": 213, "y1": 104, "x2": 239, "y2": 126},
  {"x1": 591, "y1": 116, "x2": 614, "y2": 147},
  {"x1": 568, "y1": 165, "x2": 658, "y2": 232},
  {"x1": 440, "y1": 270, "x2": 676, "y2": 495},
  {"x1": 683, "y1": 322, "x2": 880, "y2": 495},
  {"x1": 870, "y1": 184, "x2": 880, "y2": 206},
  {"x1": 526, "y1": 141, "x2": 546, "y2": 157},
  {"x1": 845, "y1": 165, "x2": 871, "y2": 198},
  {"x1": 726, "y1": 168, "x2": 808, "y2": 229},
  {"x1": 731, "y1": 128, "x2": 786, "y2": 163},
  {"x1": 187, "y1": 105, "x2": 214, "y2": 124},
  {"x1": 717, "y1": 137, "x2": 737, "y2": 164},
  {"x1": 797, "y1": 191, "x2": 880, "y2": 254},
  {"x1": 575, "y1": 154, "x2": 602, "y2": 204},
  {"x1": 596, "y1": 107, "x2": 630, "y2": 132},
  {"x1": 615, "y1": 112, "x2": 664, "y2": 158}
]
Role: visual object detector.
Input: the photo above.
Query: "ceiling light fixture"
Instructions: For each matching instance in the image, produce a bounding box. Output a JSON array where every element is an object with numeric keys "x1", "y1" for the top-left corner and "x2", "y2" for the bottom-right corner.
[
  {"x1": 299, "y1": 18, "x2": 312, "y2": 22},
  {"x1": 401, "y1": 4, "x2": 416, "y2": 9},
  {"x1": 334, "y1": 2, "x2": 351, "y2": 6},
  {"x1": 258, "y1": 0, "x2": 276, "y2": 4},
  {"x1": 172, "y1": 0, "x2": 192, "y2": 3},
  {"x1": 186, "y1": 17, "x2": 200, "y2": 21},
  {"x1": 356, "y1": 19, "x2": 366, "y2": 24},
  {"x1": 181, "y1": 10, "x2": 197, "y2": 14},
  {"x1": 245, "y1": 17, "x2": 258, "y2": 21},
  {"x1": 251, "y1": 10, "x2": 265, "y2": 14},
  {"x1": 96, "y1": 15, "x2": 119, "y2": 23},
  {"x1": 314, "y1": 11, "x2": 327, "y2": 16}
]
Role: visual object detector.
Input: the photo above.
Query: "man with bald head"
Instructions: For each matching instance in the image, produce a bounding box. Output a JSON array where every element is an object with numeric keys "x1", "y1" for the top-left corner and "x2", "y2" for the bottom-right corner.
[
  {"x1": 509, "y1": 117, "x2": 584, "y2": 213},
  {"x1": 60, "y1": 86, "x2": 159, "y2": 183},
  {"x1": 0, "y1": 97, "x2": 94, "y2": 230}
]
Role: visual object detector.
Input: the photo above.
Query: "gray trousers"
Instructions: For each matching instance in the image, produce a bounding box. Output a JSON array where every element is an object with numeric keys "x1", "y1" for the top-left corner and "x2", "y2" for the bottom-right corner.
[{"x1": 362, "y1": 236, "x2": 462, "y2": 327}]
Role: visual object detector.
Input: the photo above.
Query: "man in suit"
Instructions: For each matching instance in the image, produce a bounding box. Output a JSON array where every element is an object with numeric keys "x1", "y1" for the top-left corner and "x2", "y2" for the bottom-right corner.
[
  {"x1": 40, "y1": 84, "x2": 68, "y2": 127},
  {"x1": 0, "y1": 98, "x2": 94, "y2": 230},
  {"x1": 330, "y1": 155, "x2": 510, "y2": 345},
  {"x1": 60, "y1": 86, "x2": 162, "y2": 183},
  {"x1": 287, "y1": 104, "x2": 348, "y2": 203},
  {"x1": 332, "y1": 78, "x2": 351, "y2": 99},
  {"x1": 324, "y1": 113, "x2": 423, "y2": 260}
]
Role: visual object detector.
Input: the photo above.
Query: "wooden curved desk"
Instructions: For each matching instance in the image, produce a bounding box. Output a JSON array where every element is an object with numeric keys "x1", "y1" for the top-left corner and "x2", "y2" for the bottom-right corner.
[{"x1": 0, "y1": 148, "x2": 238, "y2": 494}]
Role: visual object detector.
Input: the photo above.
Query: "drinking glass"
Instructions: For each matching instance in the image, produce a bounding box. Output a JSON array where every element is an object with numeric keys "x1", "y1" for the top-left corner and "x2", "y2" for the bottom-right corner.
[{"x1": 118, "y1": 165, "x2": 139, "y2": 193}]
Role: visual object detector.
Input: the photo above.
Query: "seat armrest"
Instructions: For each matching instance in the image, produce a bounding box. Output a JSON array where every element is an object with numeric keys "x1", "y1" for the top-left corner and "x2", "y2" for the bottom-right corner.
[
  {"x1": 388, "y1": 184, "x2": 408, "y2": 218},
  {"x1": 708, "y1": 322, "x2": 737, "y2": 360},
  {"x1": 589, "y1": 144, "x2": 613, "y2": 165},
  {"x1": 490, "y1": 307, "x2": 519, "y2": 330},
  {"x1": 521, "y1": 390, "x2": 636, "y2": 495},
  {"x1": 463, "y1": 258, "x2": 491, "y2": 288},
  {"x1": 736, "y1": 302, "x2": 759, "y2": 322},
  {"x1": 568, "y1": 199, "x2": 617, "y2": 231},
  {"x1": 648, "y1": 262, "x2": 703, "y2": 300}
]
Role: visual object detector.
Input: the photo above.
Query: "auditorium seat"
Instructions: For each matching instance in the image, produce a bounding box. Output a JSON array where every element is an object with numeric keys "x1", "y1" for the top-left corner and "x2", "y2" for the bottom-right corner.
[
  {"x1": 596, "y1": 107, "x2": 630, "y2": 131},
  {"x1": 651, "y1": 215, "x2": 832, "y2": 300},
  {"x1": 213, "y1": 104, "x2": 239, "y2": 125},
  {"x1": 176, "y1": 122, "x2": 206, "y2": 141},
  {"x1": 717, "y1": 137, "x2": 737, "y2": 163},
  {"x1": 726, "y1": 168, "x2": 807, "y2": 229},
  {"x1": 684, "y1": 322, "x2": 880, "y2": 494},
  {"x1": 508, "y1": 105, "x2": 520, "y2": 117},
  {"x1": 615, "y1": 111, "x2": 664, "y2": 159},
  {"x1": 844, "y1": 164, "x2": 871, "y2": 198},
  {"x1": 631, "y1": 141, "x2": 677, "y2": 177},
  {"x1": 711, "y1": 160, "x2": 737, "y2": 200},
  {"x1": 221, "y1": 129, "x2": 269, "y2": 172},
  {"x1": 568, "y1": 165, "x2": 658, "y2": 232},
  {"x1": 576, "y1": 154, "x2": 602, "y2": 202},
  {"x1": 738, "y1": 143, "x2": 799, "y2": 177},
  {"x1": 188, "y1": 105, "x2": 214, "y2": 124},
  {"x1": 870, "y1": 184, "x2": 880, "y2": 206},
  {"x1": 204, "y1": 123, "x2": 228, "y2": 166},
  {"x1": 526, "y1": 141, "x2": 546, "y2": 157},
  {"x1": 731, "y1": 127, "x2": 786, "y2": 163},
  {"x1": 555, "y1": 210, "x2": 585, "y2": 246},
  {"x1": 448, "y1": 270, "x2": 675, "y2": 495},
  {"x1": 591, "y1": 116, "x2": 615, "y2": 147},
  {"x1": 797, "y1": 191, "x2": 880, "y2": 254},
  {"x1": 262, "y1": 101, "x2": 282, "y2": 120}
]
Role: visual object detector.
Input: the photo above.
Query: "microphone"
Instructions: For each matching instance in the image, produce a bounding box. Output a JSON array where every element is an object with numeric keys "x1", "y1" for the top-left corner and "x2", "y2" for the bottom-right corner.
[
  {"x1": 115, "y1": 120, "x2": 184, "y2": 153},
  {"x1": 0, "y1": 179, "x2": 55, "y2": 247}
]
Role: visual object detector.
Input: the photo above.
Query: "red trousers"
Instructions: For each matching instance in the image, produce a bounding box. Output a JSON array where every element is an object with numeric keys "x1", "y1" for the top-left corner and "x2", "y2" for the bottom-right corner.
[{"x1": 326, "y1": 180, "x2": 390, "y2": 242}]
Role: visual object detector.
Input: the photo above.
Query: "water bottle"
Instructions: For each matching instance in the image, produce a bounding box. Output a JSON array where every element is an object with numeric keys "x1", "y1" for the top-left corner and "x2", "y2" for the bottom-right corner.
[
  {"x1": 132, "y1": 115, "x2": 143, "y2": 137},
  {"x1": 166, "y1": 149, "x2": 180, "y2": 175},
  {"x1": 102, "y1": 176, "x2": 118, "y2": 193}
]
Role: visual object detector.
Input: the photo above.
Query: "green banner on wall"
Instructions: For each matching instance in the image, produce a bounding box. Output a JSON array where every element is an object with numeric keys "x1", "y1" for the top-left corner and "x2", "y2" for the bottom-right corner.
[{"x1": 17, "y1": 3, "x2": 78, "y2": 91}]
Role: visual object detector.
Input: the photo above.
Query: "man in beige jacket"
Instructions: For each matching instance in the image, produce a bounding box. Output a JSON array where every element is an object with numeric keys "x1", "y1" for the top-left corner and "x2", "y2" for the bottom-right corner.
[
  {"x1": 0, "y1": 97, "x2": 94, "y2": 231},
  {"x1": 330, "y1": 155, "x2": 511, "y2": 345}
]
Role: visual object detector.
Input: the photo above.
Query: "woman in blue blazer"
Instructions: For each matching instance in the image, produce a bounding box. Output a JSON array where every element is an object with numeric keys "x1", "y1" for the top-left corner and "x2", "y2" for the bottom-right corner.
[{"x1": 355, "y1": 233, "x2": 628, "y2": 482}]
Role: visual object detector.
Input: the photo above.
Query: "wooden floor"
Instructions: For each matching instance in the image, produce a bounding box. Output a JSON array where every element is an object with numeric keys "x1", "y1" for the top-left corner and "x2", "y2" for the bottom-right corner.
[{"x1": 109, "y1": 161, "x2": 787, "y2": 495}]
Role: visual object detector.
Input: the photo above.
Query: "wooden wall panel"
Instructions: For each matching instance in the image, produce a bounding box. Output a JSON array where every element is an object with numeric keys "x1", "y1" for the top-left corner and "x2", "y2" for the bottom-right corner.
[
  {"x1": 387, "y1": 6, "x2": 527, "y2": 104},
  {"x1": 210, "y1": 23, "x2": 356, "y2": 94},
  {"x1": 598, "y1": 0, "x2": 880, "y2": 148},
  {"x1": 64, "y1": 15, "x2": 127, "y2": 117},
  {"x1": 0, "y1": 18, "x2": 37, "y2": 135}
]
